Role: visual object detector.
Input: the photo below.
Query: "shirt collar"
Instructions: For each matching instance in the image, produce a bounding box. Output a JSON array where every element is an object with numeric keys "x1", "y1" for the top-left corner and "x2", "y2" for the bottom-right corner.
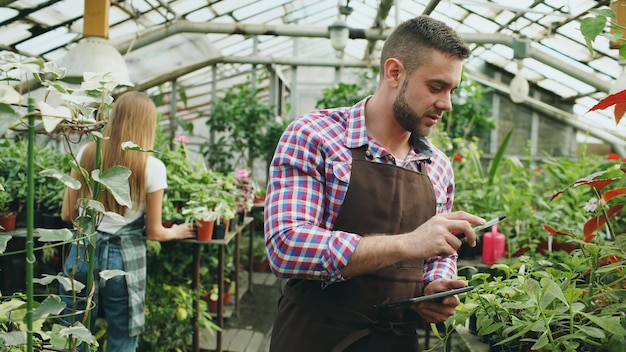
[
  {"x1": 343, "y1": 96, "x2": 435, "y2": 160},
  {"x1": 344, "y1": 97, "x2": 370, "y2": 149}
]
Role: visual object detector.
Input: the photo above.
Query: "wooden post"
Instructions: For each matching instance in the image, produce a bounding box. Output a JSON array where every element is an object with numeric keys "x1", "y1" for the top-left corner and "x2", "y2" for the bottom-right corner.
[
  {"x1": 83, "y1": 0, "x2": 110, "y2": 39},
  {"x1": 611, "y1": 0, "x2": 626, "y2": 49}
]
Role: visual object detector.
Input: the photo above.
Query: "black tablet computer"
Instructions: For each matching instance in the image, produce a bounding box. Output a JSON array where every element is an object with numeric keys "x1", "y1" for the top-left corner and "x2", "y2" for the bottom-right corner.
[{"x1": 373, "y1": 286, "x2": 474, "y2": 310}]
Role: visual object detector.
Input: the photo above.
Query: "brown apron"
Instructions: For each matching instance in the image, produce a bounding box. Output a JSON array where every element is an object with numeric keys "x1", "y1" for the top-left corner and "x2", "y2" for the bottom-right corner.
[{"x1": 270, "y1": 146, "x2": 437, "y2": 352}]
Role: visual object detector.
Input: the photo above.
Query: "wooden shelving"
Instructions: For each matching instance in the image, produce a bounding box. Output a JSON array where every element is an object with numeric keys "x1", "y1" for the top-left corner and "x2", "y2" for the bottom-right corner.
[{"x1": 187, "y1": 217, "x2": 254, "y2": 352}]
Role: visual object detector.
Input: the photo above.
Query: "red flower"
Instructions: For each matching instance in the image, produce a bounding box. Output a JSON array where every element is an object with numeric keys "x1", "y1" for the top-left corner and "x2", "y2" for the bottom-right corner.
[
  {"x1": 607, "y1": 152, "x2": 620, "y2": 161},
  {"x1": 454, "y1": 153, "x2": 463, "y2": 162}
]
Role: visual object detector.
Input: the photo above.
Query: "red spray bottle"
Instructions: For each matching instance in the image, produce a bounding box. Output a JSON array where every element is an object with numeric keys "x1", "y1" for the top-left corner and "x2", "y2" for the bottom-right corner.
[{"x1": 481, "y1": 224, "x2": 506, "y2": 265}]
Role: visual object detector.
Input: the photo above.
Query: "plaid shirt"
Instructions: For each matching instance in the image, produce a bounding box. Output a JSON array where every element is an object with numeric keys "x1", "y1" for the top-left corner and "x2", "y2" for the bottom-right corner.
[{"x1": 264, "y1": 97, "x2": 457, "y2": 286}]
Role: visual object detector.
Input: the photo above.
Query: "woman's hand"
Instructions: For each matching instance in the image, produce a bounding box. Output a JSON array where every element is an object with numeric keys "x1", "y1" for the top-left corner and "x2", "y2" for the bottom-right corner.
[{"x1": 171, "y1": 222, "x2": 195, "y2": 240}]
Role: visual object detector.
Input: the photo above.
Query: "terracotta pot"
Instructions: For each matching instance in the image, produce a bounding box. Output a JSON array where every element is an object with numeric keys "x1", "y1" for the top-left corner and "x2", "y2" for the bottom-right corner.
[
  {"x1": 253, "y1": 259, "x2": 271, "y2": 272},
  {"x1": 196, "y1": 220, "x2": 215, "y2": 241},
  {"x1": 0, "y1": 211, "x2": 17, "y2": 232},
  {"x1": 208, "y1": 298, "x2": 218, "y2": 313},
  {"x1": 202, "y1": 291, "x2": 230, "y2": 313}
]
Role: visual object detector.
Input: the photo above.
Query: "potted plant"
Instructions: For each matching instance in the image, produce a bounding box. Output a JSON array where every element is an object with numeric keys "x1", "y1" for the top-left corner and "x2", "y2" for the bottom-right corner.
[
  {"x1": 200, "y1": 72, "x2": 277, "y2": 174},
  {"x1": 0, "y1": 139, "x2": 27, "y2": 221},
  {"x1": 232, "y1": 168, "x2": 257, "y2": 218},
  {"x1": 183, "y1": 200, "x2": 218, "y2": 241},
  {"x1": 212, "y1": 199, "x2": 236, "y2": 240},
  {"x1": 0, "y1": 185, "x2": 16, "y2": 231},
  {"x1": 162, "y1": 195, "x2": 184, "y2": 227},
  {"x1": 141, "y1": 279, "x2": 220, "y2": 350},
  {"x1": 0, "y1": 52, "x2": 137, "y2": 350}
]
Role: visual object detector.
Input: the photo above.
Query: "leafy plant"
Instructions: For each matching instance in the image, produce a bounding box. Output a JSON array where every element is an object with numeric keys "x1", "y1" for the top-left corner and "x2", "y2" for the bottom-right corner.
[
  {"x1": 441, "y1": 72, "x2": 495, "y2": 149},
  {"x1": 0, "y1": 52, "x2": 134, "y2": 351},
  {"x1": 314, "y1": 69, "x2": 377, "y2": 109},
  {"x1": 0, "y1": 184, "x2": 11, "y2": 212},
  {"x1": 139, "y1": 280, "x2": 220, "y2": 352},
  {"x1": 201, "y1": 73, "x2": 276, "y2": 174}
]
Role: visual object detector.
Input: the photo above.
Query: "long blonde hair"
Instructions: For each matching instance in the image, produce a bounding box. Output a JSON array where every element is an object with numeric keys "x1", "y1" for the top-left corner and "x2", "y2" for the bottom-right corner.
[{"x1": 79, "y1": 91, "x2": 157, "y2": 215}]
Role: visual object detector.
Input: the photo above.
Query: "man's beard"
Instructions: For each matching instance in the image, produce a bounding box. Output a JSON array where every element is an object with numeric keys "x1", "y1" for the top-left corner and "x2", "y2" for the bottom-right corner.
[{"x1": 392, "y1": 82, "x2": 429, "y2": 137}]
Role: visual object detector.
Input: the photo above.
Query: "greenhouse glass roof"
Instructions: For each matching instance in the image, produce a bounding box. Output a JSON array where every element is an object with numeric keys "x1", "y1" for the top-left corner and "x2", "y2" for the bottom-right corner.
[{"x1": 1, "y1": 0, "x2": 625, "y2": 139}]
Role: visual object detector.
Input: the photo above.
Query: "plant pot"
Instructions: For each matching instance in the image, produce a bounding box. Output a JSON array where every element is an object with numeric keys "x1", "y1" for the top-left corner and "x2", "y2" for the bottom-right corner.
[
  {"x1": 208, "y1": 298, "x2": 218, "y2": 313},
  {"x1": 213, "y1": 222, "x2": 227, "y2": 240},
  {"x1": 253, "y1": 194, "x2": 265, "y2": 204},
  {"x1": 230, "y1": 214, "x2": 240, "y2": 229},
  {"x1": 253, "y1": 258, "x2": 271, "y2": 272},
  {"x1": 196, "y1": 220, "x2": 215, "y2": 241},
  {"x1": 202, "y1": 290, "x2": 230, "y2": 313},
  {"x1": 40, "y1": 212, "x2": 66, "y2": 229},
  {"x1": 237, "y1": 211, "x2": 245, "y2": 224},
  {"x1": 0, "y1": 211, "x2": 17, "y2": 232}
]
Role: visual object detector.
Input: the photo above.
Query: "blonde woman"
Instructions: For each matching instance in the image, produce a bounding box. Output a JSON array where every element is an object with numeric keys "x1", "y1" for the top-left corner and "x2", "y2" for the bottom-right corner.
[{"x1": 61, "y1": 91, "x2": 194, "y2": 351}]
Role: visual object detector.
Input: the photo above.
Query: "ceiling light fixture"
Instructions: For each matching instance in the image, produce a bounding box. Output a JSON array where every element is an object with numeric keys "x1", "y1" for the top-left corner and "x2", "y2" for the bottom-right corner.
[
  {"x1": 60, "y1": 0, "x2": 131, "y2": 84},
  {"x1": 329, "y1": 0, "x2": 353, "y2": 52},
  {"x1": 510, "y1": 36, "x2": 530, "y2": 103},
  {"x1": 61, "y1": 37, "x2": 130, "y2": 84}
]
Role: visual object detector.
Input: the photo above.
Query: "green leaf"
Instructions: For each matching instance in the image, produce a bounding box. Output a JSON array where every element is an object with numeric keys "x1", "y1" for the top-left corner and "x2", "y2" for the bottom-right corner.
[
  {"x1": 54, "y1": 275, "x2": 86, "y2": 293},
  {"x1": 40, "y1": 168, "x2": 81, "y2": 190},
  {"x1": 0, "y1": 85, "x2": 20, "y2": 104},
  {"x1": 579, "y1": 313, "x2": 626, "y2": 336},
  {"x1": 121, "y1": 141, "x2": 156, "y2": 153},
  {"x1": 58, "y1": 322, "x2": 97, "y2": 344},
  {"x1": 92, "y1": 166, "x2": 132, "y2": 208},
  {"x1": 0, "y1": 331, "x2": 26, "y2": 346},
  {"x1": 487, "y1": 128, "x2": 512, "y2": 185},
  {"x1": 0, "y1": 103, "x2": 22, "y2": 137},
  {"x1": 0, "y1": 235, "x2": 10, "y2": 253},
  {"x1": 581, "y1": 16, "x2": 607, "y2": 40},
  {"x1": 36, "y1": 101, "x2": 72, "y2": 133},
  {"x1": 34, "y1": 273, "x2": 63, "y2": 286},
  {"x1": 604, "y1": 31, "x2": 624, "y2": 42},
  {"x1": 36, "y1": 228, "x2": 73, "y2": 242},
  {"x1": 542, "y1": 277, "x2": 569, "y2": 306},
  {"x1": 32, "y1": 295, "x2": 65, "y2": 320},
  {"x1": 100, "y1": 269, "x2": 127, "y2": 281},
  {"x1": 577, "y1": 325, "x2": 606, "y2": 339},
  {"x1": 589, "y1": 8, "x2": 616, "y2": 19},
  {"x1": 80, "y1": 199, "x2": 105, "y2": 213},
  {"x1": 531, "y1": 331, "x2": 549, "y2": 350}
]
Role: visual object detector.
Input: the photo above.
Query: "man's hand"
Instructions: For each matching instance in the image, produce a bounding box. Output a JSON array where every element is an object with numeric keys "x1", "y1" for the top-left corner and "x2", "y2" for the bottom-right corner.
[{"x1": 410, "y1": 278, "x2": 467, "y2": 323}]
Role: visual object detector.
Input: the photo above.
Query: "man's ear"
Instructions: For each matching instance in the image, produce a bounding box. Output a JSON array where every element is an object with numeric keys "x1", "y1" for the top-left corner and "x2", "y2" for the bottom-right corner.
[{"x1": 383, "y1": 58, "x2": 404, "y2": 88}]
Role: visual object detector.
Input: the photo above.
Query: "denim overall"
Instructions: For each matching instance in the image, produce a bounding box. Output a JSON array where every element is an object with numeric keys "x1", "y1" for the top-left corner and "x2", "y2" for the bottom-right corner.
[{"x1": 61, "y1": 215, "x2": 146, "y2": 352}]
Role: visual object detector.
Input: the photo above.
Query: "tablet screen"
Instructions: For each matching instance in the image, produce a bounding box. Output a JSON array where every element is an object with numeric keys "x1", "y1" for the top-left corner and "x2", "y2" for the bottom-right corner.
[{"x1": 373, "y1": 286, "x2": 474, "y2": 310}]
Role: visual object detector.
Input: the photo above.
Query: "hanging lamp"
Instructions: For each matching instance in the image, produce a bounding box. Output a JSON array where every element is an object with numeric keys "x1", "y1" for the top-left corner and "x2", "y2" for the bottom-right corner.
[
  {"x1": 509, "y1": 36, "x2": 530, "y2": 103},
  {"x1": 329, "y1": 0, "x2": 353, "y2": 52},
  {"x1": 60, "y1": 0, "x2": 130, "y2": 84}
]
